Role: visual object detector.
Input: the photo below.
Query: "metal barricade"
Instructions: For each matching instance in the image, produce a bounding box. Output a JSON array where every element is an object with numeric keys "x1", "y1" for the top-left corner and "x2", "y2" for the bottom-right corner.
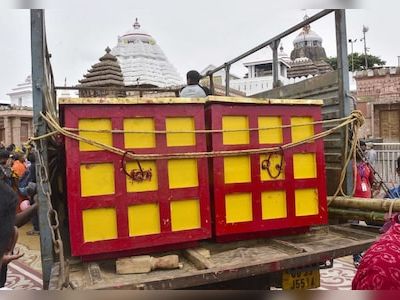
[{"x1": 372, "y1": 143, "x2": 400, "y2": 186}]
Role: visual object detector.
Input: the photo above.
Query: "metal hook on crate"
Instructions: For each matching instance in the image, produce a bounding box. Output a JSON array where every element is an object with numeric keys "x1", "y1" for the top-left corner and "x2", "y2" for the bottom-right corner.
[
  {"x1": 261, "y1": 147, "x2": 284, "y2": 179},
  {"x1": 121, "y1": 151, "x2": 152, "y2": 182}
]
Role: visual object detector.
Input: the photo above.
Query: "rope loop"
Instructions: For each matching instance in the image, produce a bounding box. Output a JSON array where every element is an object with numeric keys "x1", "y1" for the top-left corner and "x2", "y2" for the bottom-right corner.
[
  {"x1": 121, "y1": 151, "x2": 153, "y2": 182},
  {"x1": 261, "y1": 146, "x2": 284, "y2": 179}
]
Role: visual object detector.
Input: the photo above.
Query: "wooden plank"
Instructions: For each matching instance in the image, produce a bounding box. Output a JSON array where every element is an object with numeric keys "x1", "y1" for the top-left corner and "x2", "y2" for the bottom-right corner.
[
  {"x1": 59, "y1": 97, "x2": 206, "y2": 105},
  {"x1": 183, "y1": 249, "x2": 214, "y2": 270},
  {"x1": 91, "y1": 238, "x2": 375, "y2": 290},
  {"x1": 328, "y1": 224, "x2": 379, "y2": 239},
  {"x1": 87, "y1": 262, "x2": 104, "y2": 285},
  {"x1": 192, "y1": 247, "x2": 211, "y2": 258},
  {"x1": 207, "y1": 95, "x2": 323, "y2": 105},
  {"x1": 51, "y1": 225, "x2": 379, "y2": 290},
  {"x1": 60, "y1": 96, "x2": 324, "y2": 106},
  {"x1": 269, "y1": 239, "x2": 309, "y2": 254},
  {"x1": 116, "y1": 255, "x2": 182, "y2": 274}
]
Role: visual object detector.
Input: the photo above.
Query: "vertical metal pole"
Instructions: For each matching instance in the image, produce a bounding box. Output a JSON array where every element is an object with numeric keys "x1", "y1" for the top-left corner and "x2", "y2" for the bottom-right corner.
[
  {"x1": 225, "y1": 64, "x2": 230, "y2": 96},
  {"x1": 270, "y1": 39, "x2": 280, "y2": 88},
  {"x1": 209, "y1": 74, "x2": 215, "y2": 95},
  {"x1": 350, "y1": 39, "x2": 354, "y2": 73},
  {"x1": 363, "y1": 28, "x2": 368, "y2": 69},
  {"x1": 31, "y1": 9, "x2": 54, "y2": 289},
  {"x1": 335, "y1": 9, "x2": 354, "y2": 194}
]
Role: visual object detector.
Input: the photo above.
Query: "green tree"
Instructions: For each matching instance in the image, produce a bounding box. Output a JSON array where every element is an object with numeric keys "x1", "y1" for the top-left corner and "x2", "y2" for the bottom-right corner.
[{"x1": 325, "y1": 52, "x2": 386, "y2": 71}]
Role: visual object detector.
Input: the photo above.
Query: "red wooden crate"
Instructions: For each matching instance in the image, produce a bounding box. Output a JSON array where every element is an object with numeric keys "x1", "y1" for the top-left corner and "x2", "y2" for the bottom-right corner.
[
  {"x1": 206, "y1": 99, "x2": 328, "y2": 240},
  {"x1": 61, "y1": 99, "x2": 211, "y2": 258}
]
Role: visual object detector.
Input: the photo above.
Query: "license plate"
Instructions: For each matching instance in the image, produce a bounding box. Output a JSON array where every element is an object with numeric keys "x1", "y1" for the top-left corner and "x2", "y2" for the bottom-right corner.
[{"x1": 282, "y1": 269, "x2": 320, "y2": 290}]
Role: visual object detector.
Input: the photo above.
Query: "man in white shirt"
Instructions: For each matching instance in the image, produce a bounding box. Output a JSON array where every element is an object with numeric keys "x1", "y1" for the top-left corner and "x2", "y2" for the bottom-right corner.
[{"x1": 180, "y1": 70, "x2": 210, "y2": 98}]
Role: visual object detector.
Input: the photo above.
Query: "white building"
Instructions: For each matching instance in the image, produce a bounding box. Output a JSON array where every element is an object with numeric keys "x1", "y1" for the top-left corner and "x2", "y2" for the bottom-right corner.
[
  {"x1": 112, "y1": 19, "x2": 183, "y2": 88},
  {"x1": 0, "y1": 75, "x2": 34, "y2": 146},
  {"x1": 7, "y1": 75, "x2": 33, "y2": 107},
  {"x1": 230, "y1": 57, "x2": 292, "y2": 96},
  {"x1": 212, "y1": 16, "x2": 334, "y2": 97},
  {"x1": 200, "y1": 64, "x2": 240, "y2": 86}
]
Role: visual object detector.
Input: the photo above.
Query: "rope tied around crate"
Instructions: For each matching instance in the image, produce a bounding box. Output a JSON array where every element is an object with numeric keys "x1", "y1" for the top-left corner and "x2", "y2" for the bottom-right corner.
[
  {"x1": 61, "y1": 116, "x2": 350, "y2": 134},
  {"x1": 27, "y1": 110, "x2": 365, "y2": 199},
  {"x1": 330, "y1": 109, "x2": 365, "y2": 201},
  {"x1": 29, "y1": 110, "x2": 364, "y2": 161}
]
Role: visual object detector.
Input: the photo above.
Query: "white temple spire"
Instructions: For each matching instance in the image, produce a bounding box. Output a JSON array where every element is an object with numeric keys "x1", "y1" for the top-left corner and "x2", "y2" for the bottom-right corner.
[{"x1": 111, "y1": 20, "x2": 183, "y2": 87}]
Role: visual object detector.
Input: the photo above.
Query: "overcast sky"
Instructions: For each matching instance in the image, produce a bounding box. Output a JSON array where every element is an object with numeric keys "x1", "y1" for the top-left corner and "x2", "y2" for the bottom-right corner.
[{"x1": 0, "y1": 0, "x2": 399, "y2": 102}]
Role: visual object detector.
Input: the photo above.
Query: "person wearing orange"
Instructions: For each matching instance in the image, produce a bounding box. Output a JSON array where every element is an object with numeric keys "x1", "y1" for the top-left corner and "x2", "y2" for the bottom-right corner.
[{"x1": 11, "y1": 153, "x2": 26, "y2": 179}]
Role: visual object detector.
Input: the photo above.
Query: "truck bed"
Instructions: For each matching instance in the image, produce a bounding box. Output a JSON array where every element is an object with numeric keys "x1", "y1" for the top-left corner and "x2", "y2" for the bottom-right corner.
[{"x1": 49, "y1": 224, "x2": 378, "y2": 290}]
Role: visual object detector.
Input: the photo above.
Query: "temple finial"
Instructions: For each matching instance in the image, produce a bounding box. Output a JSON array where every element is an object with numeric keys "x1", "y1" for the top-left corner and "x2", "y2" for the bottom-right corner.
[
  {"x1": 303, "y1": 13, "x2": 311, "y2": 33},
  {"x1": 105, "y1": 46, "x2": 111, "y2": 53},
  {"x1": 133, "y1": 18, "x2": 140, "y2": 29}
]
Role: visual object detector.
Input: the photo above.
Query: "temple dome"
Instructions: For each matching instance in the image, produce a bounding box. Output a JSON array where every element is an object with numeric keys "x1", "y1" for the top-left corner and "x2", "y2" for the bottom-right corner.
[
  {"x1": 293, "y1": 14, "x2": 323, "y2": 47},
  {"x1": 293, "y1": 29, "x2": 323, "y2": 45},
  {"x1": 120, "y1": 18, "x2": 154, "y2": 44},
  {"x1": 290, "y1": 15, "x2": 328, "y2": 62},
  {"x1": 112, "y1": 19, "x2": 183, "y2": 88}
]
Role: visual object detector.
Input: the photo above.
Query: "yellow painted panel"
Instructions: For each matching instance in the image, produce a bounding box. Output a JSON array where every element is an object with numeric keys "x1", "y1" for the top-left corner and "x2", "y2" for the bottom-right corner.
[
  {"x1": 124, "y1": 118, "x2": 155, "y2": 149},
  {"x1": 80, "y1": 163, "x2": 115, "y2": 197},
  {"x1": 260, "y1": 154, "x2": 285, "y2": 181},
  {"x1": 261, "y1": 190, "x2": 287, "y2": 220},
  {"x1": 293, "y1": 153, "x2": 317, "y2": 179},
  {"x1": 128, "y1": 203, "x2": 160, "y2": 237},
  {"x1": 170, "y1": 199, "x2": 201, "y2": 231},
  {"x1": 126, "y1": 161, "x2": 158, "y2": 192},
  {"x1": 79, "y1": 119, "x2": 112, "y2": 151},
  {"x1": 166, "y1": 117, "x2": 195, "y2": 147},
  {"x1": 168, "y1": 159, "x2": 198, "y2": 189},
  {"x1": 222, "y1": 116, "x2": 249, "y2": 145},
  {"x1": 224, "y1": 156, "x2": 251, "y2": 184},
  {"x1": 291, "y1": 117, "x2": 314, "y2": 143},
  {"x1": 82, "y1": 208, "x2": 117, "y2": 242},
  {"x1": 258, "y1": 116, "x2": 283, "y2": 144},
  {"x1": 225, "y1": 193, "x2": 253, "y2": 223},
  {"x1": 295, "y1": 188, "x2": 319, "y2": 217}
]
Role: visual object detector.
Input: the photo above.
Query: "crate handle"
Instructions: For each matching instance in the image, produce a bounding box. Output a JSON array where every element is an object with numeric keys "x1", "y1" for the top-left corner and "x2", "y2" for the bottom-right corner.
[{"x1": 261, "y1": 147, "x2": 284, "y2": 179}]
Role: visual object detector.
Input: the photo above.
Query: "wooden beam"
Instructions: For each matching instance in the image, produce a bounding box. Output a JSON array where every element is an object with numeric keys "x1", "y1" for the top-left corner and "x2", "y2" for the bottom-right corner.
[
  {"x1": 116, "y1": 255, "x2": 182, "y2": 275},
  {"x1": 183, "y1": 249, "x2": 214, "y2": 270},
  {"x1": 328, "y1": 196, "x2": 400, "y2": 213},
  {"x1": 329, "y1": 207, "x2": 386, "y2": 222}
]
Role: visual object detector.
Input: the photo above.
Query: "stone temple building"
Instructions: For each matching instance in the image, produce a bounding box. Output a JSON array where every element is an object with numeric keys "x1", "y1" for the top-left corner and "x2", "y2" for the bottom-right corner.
[
  {"x1": 0, "y1": 76, "x2": 33, "y2": 147},
  {"x1": 111, "y1": 18, "x2": 183, "y2": 88},
  {"x1": 287, "y1": 16, "x2": 332, "y2": 79},
  {"x1": 228, "y1": 15, "x2": 333, "y2": 96},
  {"x1": 78, "y1": 47, "x2": 126, "y2": 98}
]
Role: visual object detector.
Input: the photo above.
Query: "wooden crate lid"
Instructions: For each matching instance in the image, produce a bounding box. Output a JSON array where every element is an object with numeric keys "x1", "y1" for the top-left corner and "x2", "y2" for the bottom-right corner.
[
  {"x1": 206, "y1": 96, "x2": 323, "y2": 106},
  {"x1": 59, "y1": 96, "x2": 323, "y2": 106},
  {"x1": 58, "y1": 97, "x2": 206, "y2": 105}
]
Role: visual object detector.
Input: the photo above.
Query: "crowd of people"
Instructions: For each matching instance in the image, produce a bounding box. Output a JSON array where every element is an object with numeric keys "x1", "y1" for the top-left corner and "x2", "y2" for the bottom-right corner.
[{"x1": 0, "y1": 142, "x2": 38, "y2": 289}]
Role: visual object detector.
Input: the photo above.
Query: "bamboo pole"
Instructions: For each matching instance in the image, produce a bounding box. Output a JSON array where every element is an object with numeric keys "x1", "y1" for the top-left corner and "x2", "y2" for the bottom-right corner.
[
  {"x1": 328, "y1": 196, "x2": 400, "y2": 213},
  {"x1": 328, "y1": 208, "x2": 386, "y2": 222}
]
